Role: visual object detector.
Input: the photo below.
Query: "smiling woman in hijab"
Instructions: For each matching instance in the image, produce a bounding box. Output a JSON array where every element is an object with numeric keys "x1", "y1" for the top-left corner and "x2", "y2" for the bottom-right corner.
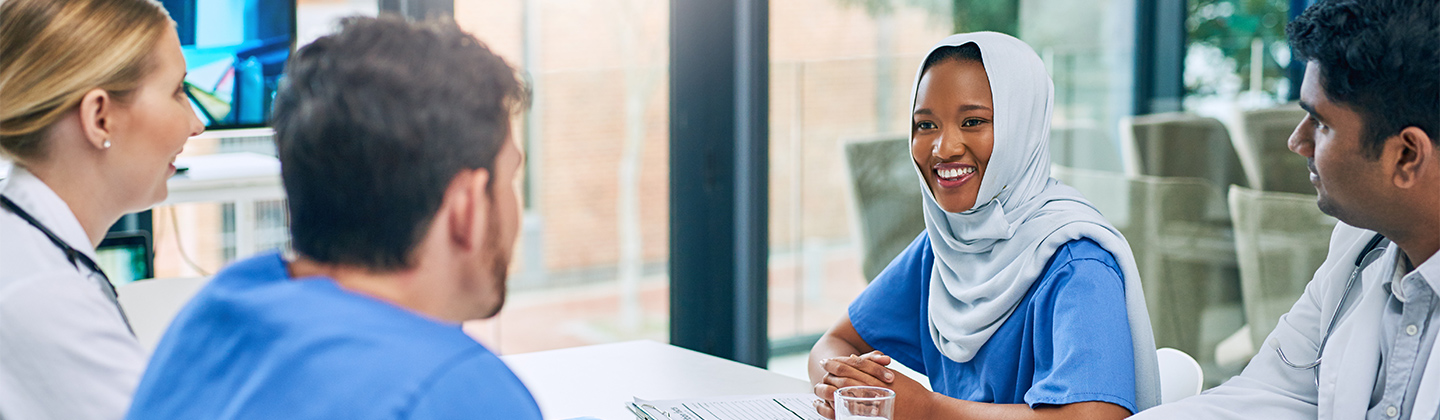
[{"x1": 807, "y1": 32, "x2": 1161, "y2": 420}]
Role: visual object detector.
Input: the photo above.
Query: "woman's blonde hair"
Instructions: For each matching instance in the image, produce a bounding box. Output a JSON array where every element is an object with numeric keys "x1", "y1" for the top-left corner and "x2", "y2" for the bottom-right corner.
[{"x1": 0, "y1": 0, "x2": 172, "y2": 162}]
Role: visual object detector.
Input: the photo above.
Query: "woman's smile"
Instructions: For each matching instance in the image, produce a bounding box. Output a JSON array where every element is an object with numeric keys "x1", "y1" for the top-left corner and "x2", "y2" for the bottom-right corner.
[{"x1": 933, "y1": 162, "x2": 977, "y2": 188}]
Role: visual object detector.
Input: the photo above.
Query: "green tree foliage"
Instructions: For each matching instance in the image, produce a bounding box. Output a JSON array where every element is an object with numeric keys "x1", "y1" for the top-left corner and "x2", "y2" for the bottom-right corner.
[
  {"x1": 951, "y1": 0, "x2": 1019, "y2": 35},
  {"x1": 1186, "y1": 0, "x2": 1290, "y2": 96}
]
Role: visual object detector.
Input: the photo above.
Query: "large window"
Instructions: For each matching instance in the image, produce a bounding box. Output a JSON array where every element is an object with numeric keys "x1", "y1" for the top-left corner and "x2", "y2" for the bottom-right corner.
[
  {"x1": 151, "y1": 0, "x2": 378, "y2": 280},
  {"x1": 1022, "y1": 0, "x2": 1137, "y2": 172},
  {"x1": 151, "y1": 0, "x2": 674, "y2": 357},
  {"x1": 766, "y1": 0, "x2": 950, "y2": 352},
  {"x1": 456, "y1": 0, "x2": 671, "y2": 355},
  {"x1": 1185, "y1": 0, "x2": 1293, "y2": 114},
  {"x1": 140, "y1": 2, "x2": 1309, "y2": 386},
  {"x1": 765, "y1": 0, "x2": 1138, "y2": 355}
]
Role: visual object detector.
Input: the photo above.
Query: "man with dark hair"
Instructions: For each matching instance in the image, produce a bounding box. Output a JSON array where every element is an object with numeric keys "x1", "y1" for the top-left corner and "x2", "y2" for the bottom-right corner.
[
  {"x1": 124, "y1": 16, "x2": 539, "y2": 419},
  {"x1": 1132, "y1": 0, "x2": 1439, "y2": 418}
]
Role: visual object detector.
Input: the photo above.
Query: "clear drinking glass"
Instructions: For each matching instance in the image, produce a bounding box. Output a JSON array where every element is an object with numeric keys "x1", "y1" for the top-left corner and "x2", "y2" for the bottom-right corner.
[{"x1": 833, "y1": 386, "x2": 895, "y2": 420}]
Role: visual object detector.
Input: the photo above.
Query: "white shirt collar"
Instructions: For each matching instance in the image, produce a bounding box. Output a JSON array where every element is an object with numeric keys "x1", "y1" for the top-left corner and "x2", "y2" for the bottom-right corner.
[
  {"x1": 1391, "y1": 244, "x2": 1440, "y2": 303},
  {"x1": 1, "y1": 165, "x2": 98, "y2": 261}
]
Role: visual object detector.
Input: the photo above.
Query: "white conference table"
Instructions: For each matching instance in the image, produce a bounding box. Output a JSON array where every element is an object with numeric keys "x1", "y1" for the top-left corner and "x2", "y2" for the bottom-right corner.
[
  {"x1": 115, "y1": 277, "x2": 210, "y2": 351},
  {"x1": 502, "y1": 341, "x2": 813, "y2": 420}
]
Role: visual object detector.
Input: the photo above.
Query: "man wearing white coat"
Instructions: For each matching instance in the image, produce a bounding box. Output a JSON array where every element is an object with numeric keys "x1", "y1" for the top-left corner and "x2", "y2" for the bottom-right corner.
[{"x1": 1131, "y1": 0, "x2": 1440, "y2": 419}]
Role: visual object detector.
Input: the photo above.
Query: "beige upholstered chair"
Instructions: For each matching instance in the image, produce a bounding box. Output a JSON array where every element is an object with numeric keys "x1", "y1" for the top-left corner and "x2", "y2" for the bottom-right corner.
[
  {"x1": 1228, "y1": 185, "x2": 1337, "y2": 347},
  {"x1": 1120, "y1": 113, "x2": 1250, "y2": 190},
  {"x1": 1235, "y1": 104, "x2": 1313, "y2": 194},
  {"x1": 843, "y1": 136, "x2": 925, "y2": 282}
]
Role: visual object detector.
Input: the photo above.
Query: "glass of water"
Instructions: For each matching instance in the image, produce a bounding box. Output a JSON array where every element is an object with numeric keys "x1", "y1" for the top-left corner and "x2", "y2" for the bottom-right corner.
[{"x1": 833, "y1": 386, "x2": 895, "y2": 420}]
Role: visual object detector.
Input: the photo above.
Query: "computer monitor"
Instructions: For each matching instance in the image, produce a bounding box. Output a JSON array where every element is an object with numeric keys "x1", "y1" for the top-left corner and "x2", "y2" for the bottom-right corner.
[
  {"x1": 160, "y1": 0, "x2": 296, "y2": 130},
  {"x1": 97, "y1": 232, "x2": 154, "y2": 286}
]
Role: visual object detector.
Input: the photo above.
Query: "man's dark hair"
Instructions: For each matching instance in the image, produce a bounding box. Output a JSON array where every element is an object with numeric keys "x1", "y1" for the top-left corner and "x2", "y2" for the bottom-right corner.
[
  {"x1": 272, "y1": 16, "x2": 528, "y2": 271},
  {"x1": 921, "y1": 42, "x2": 984, "y2": 76},
  {"x1": 1288, "y1": 0, "x2": 1439, "y2": 159}
]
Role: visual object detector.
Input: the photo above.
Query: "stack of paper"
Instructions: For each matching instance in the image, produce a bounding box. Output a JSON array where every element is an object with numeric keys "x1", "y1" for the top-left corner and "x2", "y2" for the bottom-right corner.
[{"x1": 627, "y1": 393, "x2": 826, "y2": 420}]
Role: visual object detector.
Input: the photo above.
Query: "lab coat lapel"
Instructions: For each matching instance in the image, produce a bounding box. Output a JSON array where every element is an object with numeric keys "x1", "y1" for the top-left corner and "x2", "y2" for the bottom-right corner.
[{"x1": 1318, "y1": 248, "x2": 1395, "y2": 420}]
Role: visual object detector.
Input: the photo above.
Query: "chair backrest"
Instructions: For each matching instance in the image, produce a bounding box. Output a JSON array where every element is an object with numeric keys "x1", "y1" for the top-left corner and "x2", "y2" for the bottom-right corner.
[
  {"x1": 1120, "y1": 113, "x2": 1250, "y2": 190},
  {"x1": 1236, "y1": 105, "x2": 1312, "y2": 194},
  {"x1": 116, "y1": 277, "x2": 209, "y2": 351},
  {"x1": 1228, "y1": 185, "x2": 1337, "y2": 346},
  {"x1": 842, "y1": 136, "x2": 926, "y2": 282},
  {"x1": 1156, "y1": 347, "x2": 1204, "y2": 404}
]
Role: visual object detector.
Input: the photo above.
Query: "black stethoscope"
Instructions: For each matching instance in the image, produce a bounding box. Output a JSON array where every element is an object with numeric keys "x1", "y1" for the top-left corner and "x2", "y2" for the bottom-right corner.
[
  {"x1": 0, "y1": 195, "x2": 133, "y2": 335},
  {"x1": 1273, "y1": 232, "x2": 1387, "y2": 384}
]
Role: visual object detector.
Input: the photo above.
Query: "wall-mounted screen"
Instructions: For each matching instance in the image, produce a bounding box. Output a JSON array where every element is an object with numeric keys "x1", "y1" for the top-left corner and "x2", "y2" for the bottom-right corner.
[{"x1": 160, "y1": 0, "x2": 295, "y2": 129}]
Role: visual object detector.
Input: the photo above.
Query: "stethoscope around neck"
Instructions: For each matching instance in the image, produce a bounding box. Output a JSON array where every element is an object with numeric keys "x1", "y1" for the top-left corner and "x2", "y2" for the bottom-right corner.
[
  {"x1": 0, "y1": 194, "x2": 134, "y2": 335},
  {"x1": 1273, "y1": 233, "x2": 1387, "y2": 384}
]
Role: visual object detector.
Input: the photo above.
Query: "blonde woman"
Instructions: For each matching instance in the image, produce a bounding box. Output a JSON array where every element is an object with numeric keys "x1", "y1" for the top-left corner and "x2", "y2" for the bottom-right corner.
[{"x1": 0, "y1": 0, "x2": 203, "y2": 418}]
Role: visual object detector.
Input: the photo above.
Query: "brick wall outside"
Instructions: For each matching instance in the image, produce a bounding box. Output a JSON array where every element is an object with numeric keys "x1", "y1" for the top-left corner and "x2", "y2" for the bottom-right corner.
[{"x1": 455, "y1": 0, "x2": 951, "y2": 276}]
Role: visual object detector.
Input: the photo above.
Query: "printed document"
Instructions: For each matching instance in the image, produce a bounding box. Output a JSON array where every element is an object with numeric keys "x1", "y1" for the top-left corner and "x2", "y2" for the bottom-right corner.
[{"x1": 628, "y1": 393, "x2": 826, "y2": 420}]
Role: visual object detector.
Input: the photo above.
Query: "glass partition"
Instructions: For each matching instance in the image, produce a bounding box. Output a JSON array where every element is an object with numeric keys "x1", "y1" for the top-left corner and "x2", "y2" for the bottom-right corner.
[
  {"x1": 456, "y1": 0, "x2": 672, "y2": 355},
  {"x1": 765, "y1": 0, "x2": 1138, "y2": 360},
  {"x1": 767, "y1": 0, "x2": 951, "y2": 357}
]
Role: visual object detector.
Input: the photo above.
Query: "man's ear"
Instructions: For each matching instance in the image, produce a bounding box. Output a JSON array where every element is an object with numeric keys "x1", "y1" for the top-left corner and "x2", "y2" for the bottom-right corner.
[
  {"x1": 447, "y1": 168, "x2": 492, "y2": 251},
  {"x1": 76, "y1": 88, "x2": 114, "y2": 150},
  {"x1": 1390, "y1": 126, "x2": 1433, "y2": 189}
]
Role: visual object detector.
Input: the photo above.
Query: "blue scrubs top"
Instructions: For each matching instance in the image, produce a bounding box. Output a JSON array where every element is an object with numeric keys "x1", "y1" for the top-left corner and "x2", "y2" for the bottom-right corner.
[
  {"x1": 850, "y1": 233, "x2": 1137, "y2": 413},
  {"x1": 126, "y1": 252, "x2": 543, "y2": 420}
]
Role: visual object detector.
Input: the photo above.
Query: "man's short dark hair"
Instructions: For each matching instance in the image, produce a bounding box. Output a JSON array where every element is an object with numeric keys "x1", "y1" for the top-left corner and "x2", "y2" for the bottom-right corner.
[
  {"x1": 272, "y1": 16, "x2": 528, "y2": 271},
  {"x1": 1287, "y1": 0, "x2": 1439, "y2": 159}
]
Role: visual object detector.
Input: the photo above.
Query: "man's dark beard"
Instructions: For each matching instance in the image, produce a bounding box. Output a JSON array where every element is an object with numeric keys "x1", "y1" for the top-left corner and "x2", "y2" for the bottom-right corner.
[{"x1": 482, "y1": 196, "x2": 511, "y2": 317}]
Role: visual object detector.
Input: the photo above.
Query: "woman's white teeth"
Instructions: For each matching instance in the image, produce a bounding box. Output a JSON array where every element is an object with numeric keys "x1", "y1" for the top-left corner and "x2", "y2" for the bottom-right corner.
[{"x1": 937, "y1": 167, "x2": 974, "y2": 179}]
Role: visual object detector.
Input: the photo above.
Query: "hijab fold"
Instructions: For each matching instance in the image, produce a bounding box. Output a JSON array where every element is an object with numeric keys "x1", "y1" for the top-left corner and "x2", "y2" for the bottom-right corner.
[{"x1": 913, "y1": 32, "x2": 1161, "y2": 411}]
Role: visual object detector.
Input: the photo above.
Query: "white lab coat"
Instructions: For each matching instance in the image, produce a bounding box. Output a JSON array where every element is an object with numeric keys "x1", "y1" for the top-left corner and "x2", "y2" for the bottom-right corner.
[
  {"x1": 0, "y1": 166, "x2": 145, "y2": 420},
  {"x1": 1133, "y1": 221, "x2": 1440, "y2": 419}
]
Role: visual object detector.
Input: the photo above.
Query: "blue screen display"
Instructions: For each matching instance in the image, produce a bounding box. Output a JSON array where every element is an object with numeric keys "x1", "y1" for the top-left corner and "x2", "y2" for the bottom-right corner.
[
  {"x1": 160, "y1": 0, "x2": 293, "y2": 129},
  {"x1": 96, "y1": 244, "x2": 148, "y2": 286}
]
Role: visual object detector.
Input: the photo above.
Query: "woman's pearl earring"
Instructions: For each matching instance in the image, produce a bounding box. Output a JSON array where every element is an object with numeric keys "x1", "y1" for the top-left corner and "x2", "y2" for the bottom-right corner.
[{"x1": 102, "y1": 140, "x2": 111, "y2": 149}]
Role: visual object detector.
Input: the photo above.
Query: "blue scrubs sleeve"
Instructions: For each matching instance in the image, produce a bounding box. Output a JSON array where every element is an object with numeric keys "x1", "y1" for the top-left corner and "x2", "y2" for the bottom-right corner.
[
  {"x1": 848, "y1": 233, "x2": 931, "y2": 376},
  {"x1": 1023, "y1": 253, "x2": 1137, "y2": 413}
]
